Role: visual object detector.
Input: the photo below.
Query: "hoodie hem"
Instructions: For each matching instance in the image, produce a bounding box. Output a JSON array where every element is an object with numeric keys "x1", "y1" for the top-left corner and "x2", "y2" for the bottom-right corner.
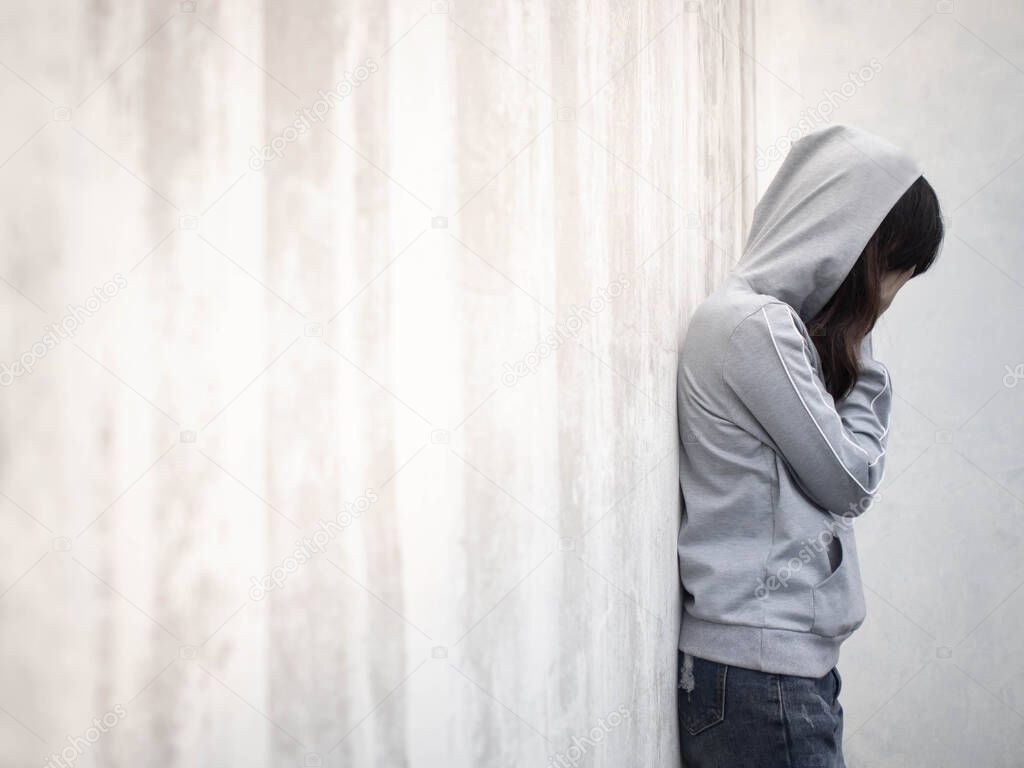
[{"x1": 679, "y1": 613, "x2": 844, "y2": 678}]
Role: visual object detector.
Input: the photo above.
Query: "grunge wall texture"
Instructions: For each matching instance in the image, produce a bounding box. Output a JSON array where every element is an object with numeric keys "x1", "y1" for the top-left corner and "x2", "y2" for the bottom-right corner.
[{"x1": 1, "y1": 1, "x2": 1021, "y2": 766}]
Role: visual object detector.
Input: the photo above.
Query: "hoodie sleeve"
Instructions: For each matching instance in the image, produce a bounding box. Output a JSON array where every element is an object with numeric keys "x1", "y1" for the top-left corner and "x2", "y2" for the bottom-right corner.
[{"x1": 722, "y1": 302, "x2": 891, "y2": 516}]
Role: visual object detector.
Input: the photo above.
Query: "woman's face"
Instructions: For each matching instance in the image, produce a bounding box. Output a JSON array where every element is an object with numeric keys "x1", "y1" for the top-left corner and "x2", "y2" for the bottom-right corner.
[{"x1": 879, "y1": 267, "x2": 915, "y2": 314}]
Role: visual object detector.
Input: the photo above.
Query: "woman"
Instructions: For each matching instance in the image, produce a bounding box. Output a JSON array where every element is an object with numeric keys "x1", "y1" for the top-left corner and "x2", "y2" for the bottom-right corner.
[{"x1": 675, "y1": 124, "x2": 944, "y2": 767}]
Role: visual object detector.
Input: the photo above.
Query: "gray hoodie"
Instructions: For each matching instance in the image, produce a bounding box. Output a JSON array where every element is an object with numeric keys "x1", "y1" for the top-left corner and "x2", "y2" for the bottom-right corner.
[{"x1": 676, "y1": 124, "x2": 922, "y2": 676}]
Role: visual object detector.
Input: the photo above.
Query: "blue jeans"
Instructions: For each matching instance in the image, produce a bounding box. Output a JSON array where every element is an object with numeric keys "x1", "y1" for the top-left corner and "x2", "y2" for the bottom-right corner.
[{"x1": 677, "y1": 652, "x2": 845, "y2": 767}]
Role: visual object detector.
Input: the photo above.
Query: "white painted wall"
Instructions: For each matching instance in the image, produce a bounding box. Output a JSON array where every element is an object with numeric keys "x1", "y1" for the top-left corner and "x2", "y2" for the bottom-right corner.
[
  {"x1": 754, "y1": 2, "x2": 1024, "y2": 765},
  {"x1": 6, "y1": 1, "x2": 1011, "y2": 765},
  {"x1": 0, "y1": 1, "x2": 751, "y2": 765}
]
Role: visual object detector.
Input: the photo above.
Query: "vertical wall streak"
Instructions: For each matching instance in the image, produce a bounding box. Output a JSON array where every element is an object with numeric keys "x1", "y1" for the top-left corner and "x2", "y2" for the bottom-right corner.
[{"x1": 0, "y1": 1, "x2": 756, "y2": 764}]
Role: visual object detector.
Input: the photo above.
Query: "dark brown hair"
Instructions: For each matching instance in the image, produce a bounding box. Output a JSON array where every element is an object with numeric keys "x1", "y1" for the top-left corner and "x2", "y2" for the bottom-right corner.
[{"x1": 807, "y1": 176, "x2": 944, "y2": 399}]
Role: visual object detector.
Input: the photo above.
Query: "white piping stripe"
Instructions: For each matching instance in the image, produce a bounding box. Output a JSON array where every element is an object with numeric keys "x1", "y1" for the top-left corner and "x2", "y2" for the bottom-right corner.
[
  {"x1": 870, "y1": 367, "x2": 891, "y2": 441},
  {"x1": 866, "y1": 367, "x2": 891, "y2": 466},
  {"x1": 762, "y1": 306, "x2": 881, "y2": 496},
  {"x1": 784, "y1": 310, "x2": 888, "y2": 465},
  {"x1": 786, "y1": 310, "x2": 872, "y2": 461}
]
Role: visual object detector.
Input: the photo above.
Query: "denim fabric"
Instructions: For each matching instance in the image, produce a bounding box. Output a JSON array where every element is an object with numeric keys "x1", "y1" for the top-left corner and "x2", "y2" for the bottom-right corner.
[{"x1": 677, "y1": 652, "x2": 845, "y2": 768}]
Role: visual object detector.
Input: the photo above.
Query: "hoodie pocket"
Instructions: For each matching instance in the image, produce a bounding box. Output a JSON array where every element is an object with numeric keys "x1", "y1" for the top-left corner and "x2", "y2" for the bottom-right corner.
[{"x1": 809, "y1": 532, "x2": 867, "y2": 638}]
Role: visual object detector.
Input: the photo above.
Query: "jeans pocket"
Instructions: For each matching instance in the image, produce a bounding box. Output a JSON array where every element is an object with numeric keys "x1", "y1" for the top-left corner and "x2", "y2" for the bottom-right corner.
[{"x1": 678, "y1": 654, "x2": 728, "y2": 736}]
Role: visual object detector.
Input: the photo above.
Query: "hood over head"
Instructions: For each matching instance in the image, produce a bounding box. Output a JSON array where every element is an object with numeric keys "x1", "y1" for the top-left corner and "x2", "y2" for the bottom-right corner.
[{"x1": 735, "y1": 124, "x2": 922, "y2": 322}]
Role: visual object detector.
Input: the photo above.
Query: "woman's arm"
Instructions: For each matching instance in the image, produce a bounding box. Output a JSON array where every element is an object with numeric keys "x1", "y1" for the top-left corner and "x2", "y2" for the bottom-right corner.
[{"x1": 723, "y1": 302, "x2": 891, "y2": 516}]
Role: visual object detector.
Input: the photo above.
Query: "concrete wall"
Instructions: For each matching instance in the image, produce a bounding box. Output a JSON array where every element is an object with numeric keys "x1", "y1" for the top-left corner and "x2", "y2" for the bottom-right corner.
[
  {"x1": 753, "y1": 2, "x2": 1024, "y2": 765},
  {"x1": 7, "y1": 1, "x2": 1012, "y2": 765},
  {"x1": 0, "y1": 1, "x2": 751, "y2": 765}
]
